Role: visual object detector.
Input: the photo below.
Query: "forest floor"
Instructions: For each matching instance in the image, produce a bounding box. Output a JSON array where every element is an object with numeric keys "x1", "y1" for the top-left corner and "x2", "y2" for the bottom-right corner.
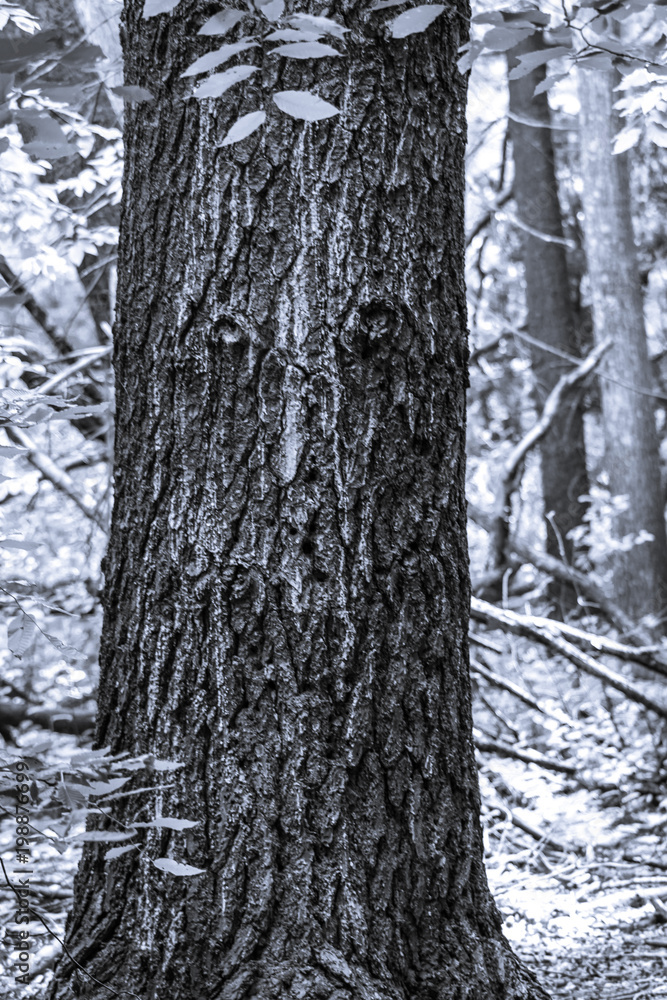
[
  {"x1": 475, "y1": 618, "x2": 667, "y2": 1000},
  {"x1": 2, "y1": 603, "x2": 667, "y2": 998}
]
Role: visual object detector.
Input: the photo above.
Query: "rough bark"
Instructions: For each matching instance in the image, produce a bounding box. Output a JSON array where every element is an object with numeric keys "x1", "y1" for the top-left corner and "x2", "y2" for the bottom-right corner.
[
  {"x1": 49, "y1": 3, "x2": 549, "y2": 999},
  {"x1": 507, "y1": 35, "x2": 589, "y2": 567},
  {"x1": 578, "y1": 66, "x2": 667, "y2": 626}
]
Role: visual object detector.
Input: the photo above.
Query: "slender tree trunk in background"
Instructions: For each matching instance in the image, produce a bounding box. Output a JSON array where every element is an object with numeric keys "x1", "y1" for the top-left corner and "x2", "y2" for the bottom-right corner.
[
  {"x1": 49, "y1": 2, "x2": 549, "y2": 998},
  {"x1": 578, "y1": 66, "x2": 667, "y2": 628},
  {"x1": 508, "y1": 35, "x2": 589, "y2": 573},
  {"x1": 22, "y1": 0, "x2": 120, "y2": 342}
]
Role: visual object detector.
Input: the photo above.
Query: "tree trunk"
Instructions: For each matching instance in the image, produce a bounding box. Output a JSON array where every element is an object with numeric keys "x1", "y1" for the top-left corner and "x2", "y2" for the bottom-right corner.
[
  {"x1": 578, "y1": 66, "x2": 667, "y2": 627},
  {"x1": 49, "y1": 3, "x2": 548, "y2": 998},
  {"x1": 508, "y1": 35, "x2": 588, "y2": 569}
]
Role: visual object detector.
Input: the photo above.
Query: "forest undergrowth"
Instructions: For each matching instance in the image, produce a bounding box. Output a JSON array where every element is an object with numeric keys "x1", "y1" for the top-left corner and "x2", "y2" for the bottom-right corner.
[{"x1": 3, "y1": 552, "x2": 667, "y2": 997}]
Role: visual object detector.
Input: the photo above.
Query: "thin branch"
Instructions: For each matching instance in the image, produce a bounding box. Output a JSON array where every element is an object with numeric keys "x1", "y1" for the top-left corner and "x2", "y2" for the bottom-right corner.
[
  {"x1": 474, "y1": 730, "x2": 576, "y2": 775},
  {"x1": 0, "y1": 255, "x2": 75, "y2": 355},
  {"x1": 488, "y1": 338, "x2": 612, "y2": 569},
  {"x1": 37, "y1": 346, "x2": 112, "y2": 395},
  {"x1": 522, "y1": 617, "x2": 667, "y2": 679},
  {"x1": 470, "y1": 657, "x2": 564, "y2": 720},
  {"x1": 5, "y1": 426, "x2": 106, "y2": 530},
  {"x1": 466, "y1": 186, "x2": 513, "y2": 247}
]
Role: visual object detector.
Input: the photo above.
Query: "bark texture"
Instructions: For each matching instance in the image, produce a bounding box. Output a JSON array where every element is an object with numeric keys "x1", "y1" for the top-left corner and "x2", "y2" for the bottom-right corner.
[
  {"x1": 49, "y1": 3, "x2": 549, "y2": 999},
  {"x1": 578, "y1": 67, "x2": 667, "y2": 627},
  {"x1": 508, "y1": 35, "x2": 588, "y2": 566}
]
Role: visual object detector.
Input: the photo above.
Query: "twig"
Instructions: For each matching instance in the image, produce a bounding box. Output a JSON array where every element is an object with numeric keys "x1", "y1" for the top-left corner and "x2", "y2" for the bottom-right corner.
[
  {"x1": 37, "y1": 347, "x2": 112, "y2": 396},
  {"x1": 524, "y1": 616, "x2": 667, "y2": 679},
  {"x1": 471, "y1": 598, "x2": 667, "y2": 720},
  {"x1": 466, "y1": 185, "x2": 513, "y2": 247},
  {"x1": 0, "y1": 858, "x2": 141, "y2": 999}
]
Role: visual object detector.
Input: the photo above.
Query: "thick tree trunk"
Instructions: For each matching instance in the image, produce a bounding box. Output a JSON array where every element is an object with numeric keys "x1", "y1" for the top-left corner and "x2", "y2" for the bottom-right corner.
[
  {"x1": 49, "y1": 3, "x2": 548, "y2": 998},
  {"x1": 508, "y1": 35, "x2": 588, "y2": 568},
  {"x1": 578, "y1": 66, "x2": 667, "y2": 627}
]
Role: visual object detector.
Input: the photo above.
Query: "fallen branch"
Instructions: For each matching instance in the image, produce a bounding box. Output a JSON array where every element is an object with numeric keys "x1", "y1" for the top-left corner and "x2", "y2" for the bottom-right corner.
[
  {"x1": 471, "y1": 598, "x2": 667, "y2": 720},
  {"x1": 470, "y1": 657, "x2": 565, "y2": 720},
  {"x1": 525, "y1": 616, "x2": 667, "y2": 679},
  {"x1": 5, "y1": 426, "x2": 106, "y2": 530},
  {"x1": 468, "y1": 504, "x2": 642, "y2": 639},
  {"x1": 474, "y1": 730, "x2": 576, "y2": 776},
  {"x1": 490, "y1": 339, "x2": 612, "y2": 568}
]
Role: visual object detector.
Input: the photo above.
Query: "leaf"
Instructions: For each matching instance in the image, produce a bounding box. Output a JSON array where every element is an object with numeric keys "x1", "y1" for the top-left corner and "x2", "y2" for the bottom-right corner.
[
  {"x1": 533, "y1": 71, "x2": 568, "y2": 96},
  {"x1": 8, "y1": 613, "x2": 36, "y2": 659},
  {"x1": 457, "y1": 39, "x2": 483, "y2": 75},
  {"x1": 106, "y1": 844, "x2": 139, "y2": 860},
  {"x1": 0, "y1": 537, "x2": 31, "y2": 549},
  {"x1": 483, "y1": 26, "x2": 536, "y2": 51},
  {"x1": 143, "y1": 0, "x2": 180, "y2": 16},
  {"x1": 150, "y1": 758, "x2": 186, "y2": 771},
  {"x1": 193, "y1": 64, "x2": 258, "y2": 98},
  {"x1": 153, "y1": 857, "x2": 206, "y2": 876},
  {"x1": 69, "y1": 748, "x2": 112, "y2": 766},
  {"x1": 265, "y1": 28, "x2": 323, "y2": 41},
  {"x1": 181, "y1": 41, "x2": 259, "y2": 78},
  {"x1": 390, "y1": 5, "x2": 445, "y2": 38},
  {"x1": 286, "y1": 14, "x2": 349, "y2": 38},
  {"x1": 74, "y1": 830, "x2": 136, "y2": 843},
  {"x1": 371, "y1": 0, "x2": 409, "y2": 8},
  {"x1": 198, "y1": 10, "x2": 246, "y2": 35},
  {"x1": 57, "y1": 781, "x2": 88, "y2": 808},
  {"x1": 613, "y1": 126, "x2": 641, "y2": 153},
  {"x1": 256, "y1": 0, "x2": 284, "y2": 19},
  {"x1": 111, "y1": 85, "x2": 155, "y2": 103},
  {"x1": 508, "y1": 45, "x2": 571, "y2": 80},
  {"x1": 141, "y1": 817, "x2": 199, "y2": 830},
  {"x1": 86, "y1": 776, "x2": 132, "y2": 797},
  {"x1": 273, "y1": 90, "x2": 339, "y2": 121},
  {"x1": 271, "y1": 41, "x2": 341, "y2": 59},
  {"x1": 219, "y1": 109, "x2": 266, "y2": 146},
  {"x1": 648, "y1": 121, "x2": 667, "y2": 148}
]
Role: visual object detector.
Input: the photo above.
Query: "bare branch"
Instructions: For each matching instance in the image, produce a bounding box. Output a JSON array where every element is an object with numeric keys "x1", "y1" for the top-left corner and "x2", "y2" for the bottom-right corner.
[
  {"x1": 471, "y1": 598, "x2": 667, "y2": 720},
  {"x1": 489, "y1": 338, "x2": 612, "y2": 569},
  {"x1": 5, "y1": 426, "x2": 106, "y2": 530}
]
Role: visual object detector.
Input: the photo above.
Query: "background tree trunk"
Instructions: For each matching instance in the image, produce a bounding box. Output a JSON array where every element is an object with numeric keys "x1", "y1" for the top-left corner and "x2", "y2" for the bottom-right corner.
[
  {"x1": 578, "y1": 66, "x2": 667, "y2": 628},
  {"x1": 508, "y1": 35, "x2": 589, "y2": 573},
  {"x1": 49, "y1": 2, "x2": 548, "y2": 998}
]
